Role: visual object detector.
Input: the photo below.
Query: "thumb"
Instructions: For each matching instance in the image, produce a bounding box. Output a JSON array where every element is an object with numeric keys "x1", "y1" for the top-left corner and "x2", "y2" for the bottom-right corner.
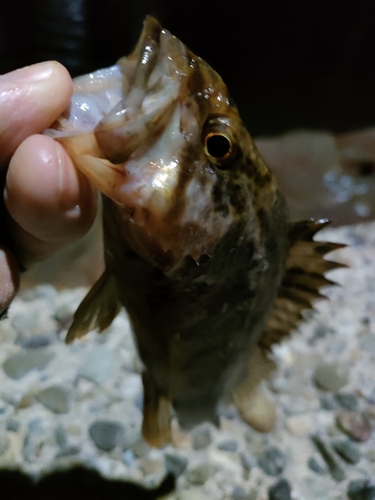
[{"x1": 0, "y1": 61, "x2": 72, "y2": 169}]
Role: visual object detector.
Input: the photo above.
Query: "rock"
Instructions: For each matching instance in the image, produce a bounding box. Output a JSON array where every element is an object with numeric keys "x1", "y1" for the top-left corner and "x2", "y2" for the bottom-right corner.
[
  {"x1": 268, "y1": 478, "x2": 292, "y2": 500},
  {"x1": 334, "y1": 393, "x2": 359, "y2": 411},
  {"x1": 186, "y1": 458, "x2": 212, "y2": 485},
  {"x1": 240, "y1": 451, "x2": 256, "y2": 471},
  {"x1": 191, "y1": 422, "x2": 213, "y2": 450},
  {"x1": 0, "y1": 430, "x2": 10, "y2": 455},
  {"x1": 17, "y1": 334, "x2": 53, "y2": 349},
  {"x1": 313, "y1": 362, "x2": 349, "y2": 391},
  {"x1": 139, "y1": 451, "x2": 164, "y2": 475},
  {"x1": 77, "y1": 346, "x2": 117, "y2": 384},
  {"x1": 258, "y1": 447, "x2": 286, "y2": 476},
  {"x1": 347, "y1": 479, "x2": 375, "y2": 500},
  {"x1": 128, "y1": 437, "x2": 149, "y2": 458},
  {"x1": 88, "y1": 420, "x2": 125, "y2": 452},
  {"x1": 307, "y1": 456, "x2": 327, "y2": 474},
  {"x1": 36, "y1": 385, "x2": 70, "y2": 414},
  {"x1": 360, "y1": 333, "x2": 375, "y2": 352},
  {"x1": 232, "y1": 485, "x2": 249, "y2": 500},
  {"x1": 331, "y1": 439, "x2": 361, "y2": 464},
  {"x1": 22, "y1": 418, "x2": 55, "y2": 462},
  {"x1": 336, "y1": 411, "x2": 373, "y2": 442},
  {"x1": 122, "y1": 449, "x2": 135, "y2": 466},
  {"x1": 164, "y1": 448, "x2": 188, "y2": 477},
  {"x1": 217, "y1": 438, "x2": 238, "y2": 452},
  {"x1": 6, "y1": 418, "x2": 20, "y2": 432},
  {"x1": 16, "y1": 394, "x2": 34, "y2": 409},
  {"x1": 285, "y1": 414, "x2": 312, "y2": 436},
  {"x1": 320, "y1": 393, "x2": 340, "y2": 410},
  {"x1": 2, "y1": 348, "x2": 54, "y2": 379},
  {"x1": 366, "y1": 449, "x2": 375, "y2": 462},
  {"x1": 217, "y1": 404, "x2": 238, "y2": 420},
  {"x1": 311, "y1": 436, "x2": 346, "y2": 482},
  {"x1": 55, "y1": 445, "x2": 80, "y2": 458},
  {"x1": 55, "y1": 425, "x2": 68, "y2": 449}
]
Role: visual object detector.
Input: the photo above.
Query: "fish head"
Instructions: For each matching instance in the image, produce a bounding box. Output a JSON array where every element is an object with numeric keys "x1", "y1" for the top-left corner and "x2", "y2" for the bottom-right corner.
[{"x1": 59, "y1": 17, "x2": 278, "y2": 273}]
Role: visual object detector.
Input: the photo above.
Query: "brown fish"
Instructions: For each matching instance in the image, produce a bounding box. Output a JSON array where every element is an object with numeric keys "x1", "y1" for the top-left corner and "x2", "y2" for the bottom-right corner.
[{"x1": 46, "y1": 17, "x2": 345, "y2": 447}]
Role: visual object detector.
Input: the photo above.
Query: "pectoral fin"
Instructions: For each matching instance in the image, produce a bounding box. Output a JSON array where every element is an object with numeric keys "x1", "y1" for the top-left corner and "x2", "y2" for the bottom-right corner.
[
  {"x1": 66, "y1": 271, "x2": 121, "y2": 344},
  {"x1": 260, "y1": 218, "x2": 347, "y2": 350}
]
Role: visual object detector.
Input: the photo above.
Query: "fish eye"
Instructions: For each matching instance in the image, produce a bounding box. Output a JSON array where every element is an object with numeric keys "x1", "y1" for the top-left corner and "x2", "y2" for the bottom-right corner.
[{"x1": 204, "y1": 132, "x2": 233, "y2": 169}]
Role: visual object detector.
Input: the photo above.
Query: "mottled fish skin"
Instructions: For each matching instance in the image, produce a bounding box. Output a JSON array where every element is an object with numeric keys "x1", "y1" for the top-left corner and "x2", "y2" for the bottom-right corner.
[{"x1": 46, "y1": 17, "x2": 343, "y2": 446}]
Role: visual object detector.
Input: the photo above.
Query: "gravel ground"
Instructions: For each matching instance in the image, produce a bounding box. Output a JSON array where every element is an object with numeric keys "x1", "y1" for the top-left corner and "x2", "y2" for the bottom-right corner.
[{"x1": 0, "y1": 222, "x2": 374, "y2": 499}]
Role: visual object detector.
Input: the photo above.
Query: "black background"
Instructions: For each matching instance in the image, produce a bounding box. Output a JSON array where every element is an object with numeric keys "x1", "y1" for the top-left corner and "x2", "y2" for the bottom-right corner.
[{"x1": 1, "y1": 0, "x2": 374, "y2": 135}]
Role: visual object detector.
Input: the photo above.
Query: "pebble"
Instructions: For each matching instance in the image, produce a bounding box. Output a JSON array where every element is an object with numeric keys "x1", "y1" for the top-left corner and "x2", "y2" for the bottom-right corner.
[
  {"x1": 268, "y1": 478, "x2": 292, "y2": 500},
  {"x1": 16, "y1": 394, "x2": 34, "y2": 409},
  {"x1": 307, "y1": 456, "x2": 327, "y2": 474},
  {"x1": 331, "y1": 439, "x2": 361, "y2": 464},
  {"x1": 366, "y1": 449, "x2": 375, "y2": 462},
  {"x1": 36, "y1": 385, "x2": 70, "y2": 413},
  {"x1": 360, "y1": 333, "x2": 375, "y2": 352},
  {"x1": 17, "y1": 334, "x2": 53, "y2": 349},
  {"x1": 232, "y1": 485, "x2": 249, "y2": 500},
  {"x1": 164, "y1": 448, "x2": 188, "y2": 477},
  {"x1": 313, "y1": 362, "x2": 349, "y2": 391},
  {"x1": 334, "y1": 392, "x2": 359, "y2": 411},
  {"x1": 122, "y1": 449, "x2": 135, "y2": 466},
  {"x1": 240, "y1": 451, "x2": 256, "y2": 471},
  {"x1": 191, "y1": 422, "x2": 213, "y2": 450},
  {"x1": 217, "y1": 403, "x2": 238, "y2": 420},
  {"x1": 88, "y1": 420, "x2": 125, "y2": 452},
  {"x1": 2, "y1": 348, "x2": 54, "y2": 380},
  {"x1": 217, "y1": 438, "x2": 238, "y2": 452},
  {"x1": 285, "y1": 414, "x2": 312, "y2": 436},
  {"x1": 138, "y1": 451, "x2": 164, "y2": 475},
  {"x1": 0, "y1": 429, "x2": 10, "y2": 455},
  {"x1": 55, "y1": 445, "x2": 80, "y2": 457},
  {"x1": 311, "y1": 436, "x2": 346, "y2": 482},
  {"x1": 6, "y1": 418, "x2": 20, "y2": 432},
  {"x1": 55, "y1": 425, "x2": 68, "y2": 449},
  {"x1": 320, "y1": 393, "x2": 340, "y2": 410},
  {"x1": 258, "y1": 447, "x2": 286, "y2": 476},
  {"x1": 336, "y1": 411, "x2": 373, "y2": 442},
  {"x1": 347, "y1": 479, "x2": 375, "y2": 500},
  {"x1": 186, "y1": 458, "x2": 212, "y2": 485},
  {"x1": 77, "y1": 346, "x2": 117, "y2": 384},
  {"x1": 131, "y1": 438, "x2": 151, "y2": 458},
  {"x1": 22, "y1": 418, "x2": 53, "y2": 462}
]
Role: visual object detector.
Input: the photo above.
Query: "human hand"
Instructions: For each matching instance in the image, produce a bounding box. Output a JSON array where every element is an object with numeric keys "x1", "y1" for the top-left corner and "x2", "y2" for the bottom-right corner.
[{"x1": 0, "y1": 61, "x2": 97, "y2": 316}]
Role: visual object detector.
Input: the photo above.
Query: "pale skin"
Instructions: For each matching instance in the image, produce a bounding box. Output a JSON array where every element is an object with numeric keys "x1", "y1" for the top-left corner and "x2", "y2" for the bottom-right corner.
[{"x1": 0, "y1": 61, "x2": 97, "y2": 316}]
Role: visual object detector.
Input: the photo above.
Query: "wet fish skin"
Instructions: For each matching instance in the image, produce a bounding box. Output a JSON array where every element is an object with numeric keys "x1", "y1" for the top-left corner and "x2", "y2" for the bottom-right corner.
[{"x1": 47, "y1": 17, "x2": 343, "y2": 447}]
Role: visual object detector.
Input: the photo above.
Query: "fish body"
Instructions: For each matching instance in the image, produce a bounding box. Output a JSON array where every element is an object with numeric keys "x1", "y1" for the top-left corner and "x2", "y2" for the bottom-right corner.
[{"x1": 46, "y1": 18, "x2": 344, "y2": 446}]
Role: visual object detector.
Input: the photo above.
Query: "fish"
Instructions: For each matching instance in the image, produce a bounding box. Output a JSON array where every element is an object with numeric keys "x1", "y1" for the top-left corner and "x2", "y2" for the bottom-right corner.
[{"x1": 45, "y1": 17, "x2": 345, "y2": 447}]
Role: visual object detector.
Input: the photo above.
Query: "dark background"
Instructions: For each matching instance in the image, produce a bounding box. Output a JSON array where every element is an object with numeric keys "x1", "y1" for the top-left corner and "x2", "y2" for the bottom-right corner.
[{"x1": 0, "y1": 0, "x2": 374, "y2": 135}]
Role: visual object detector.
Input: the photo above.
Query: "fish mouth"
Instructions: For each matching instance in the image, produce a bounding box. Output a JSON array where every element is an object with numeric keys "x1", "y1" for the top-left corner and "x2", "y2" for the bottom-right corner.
[
  {"x1": 94, "y1": 17, "x2": 186, "y2": 165},
  {"x1": 56, "y1": 18, "x2": 225, "y2": 272}
]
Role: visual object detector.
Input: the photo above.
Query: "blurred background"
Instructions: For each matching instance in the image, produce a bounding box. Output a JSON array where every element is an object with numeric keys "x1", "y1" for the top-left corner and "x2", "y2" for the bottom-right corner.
[{"x1": 1, "y1": 0, "x2": 375, "y2": 135}]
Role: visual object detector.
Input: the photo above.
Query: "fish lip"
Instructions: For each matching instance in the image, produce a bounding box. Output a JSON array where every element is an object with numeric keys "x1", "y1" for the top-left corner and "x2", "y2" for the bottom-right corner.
[{"x1": 141, "y1": 16, "x2": 163, "y2": 52}]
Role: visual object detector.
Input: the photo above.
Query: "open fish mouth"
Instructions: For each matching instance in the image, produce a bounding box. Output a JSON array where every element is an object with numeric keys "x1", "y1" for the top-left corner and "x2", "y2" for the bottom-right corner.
[
  {"x1": 94, "y1": 17, "x2": 186, "y2": 164},
  {"x1": 46, "y1": 17, "x2": 237, "y2": 271}
]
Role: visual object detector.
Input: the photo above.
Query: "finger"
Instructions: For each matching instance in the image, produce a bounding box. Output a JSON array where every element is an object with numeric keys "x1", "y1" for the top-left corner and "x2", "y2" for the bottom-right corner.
[
  {"x1": 4, "y1": 134, "x2": 97, "y2": 268},
  {"x1": 0, "y1": 244, "x2": 20, "y2": 316},
  {"x1": 0, "y1": 61, "x2": 72, "y2": 169}
]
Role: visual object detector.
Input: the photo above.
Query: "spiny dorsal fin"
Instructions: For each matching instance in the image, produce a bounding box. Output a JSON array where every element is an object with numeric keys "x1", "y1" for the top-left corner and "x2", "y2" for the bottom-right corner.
[
  {"x1": 66, "y1": 271, "x2": 121, "y2": 344},
  {"x1": 259, "y1": 218, "x2": 347, "y2": 350}
]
